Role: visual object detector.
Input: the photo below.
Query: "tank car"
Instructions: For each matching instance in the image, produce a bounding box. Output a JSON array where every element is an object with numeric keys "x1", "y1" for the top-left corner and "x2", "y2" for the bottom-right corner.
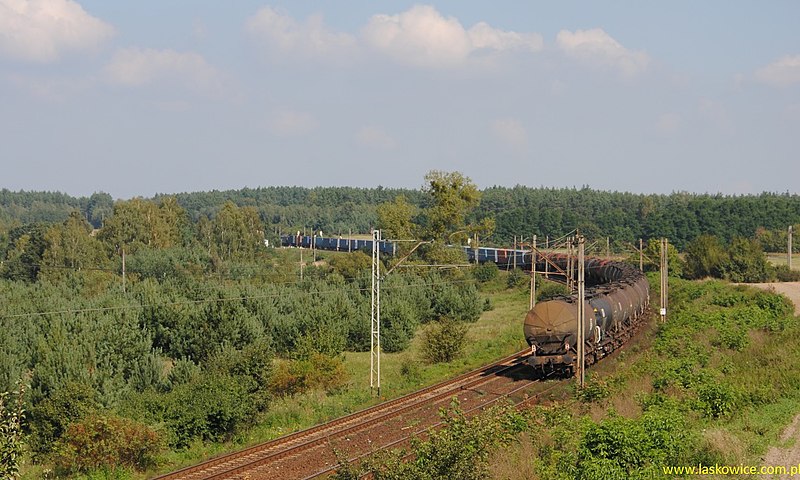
[{"x1": 524, "y1": 260, "x2": 649, "y2": 374}]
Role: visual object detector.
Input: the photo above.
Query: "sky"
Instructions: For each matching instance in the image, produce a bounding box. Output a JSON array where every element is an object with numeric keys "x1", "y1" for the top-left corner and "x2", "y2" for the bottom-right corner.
[{"x1": 1, "y1": 1, "x2": 799, "y2": 199}]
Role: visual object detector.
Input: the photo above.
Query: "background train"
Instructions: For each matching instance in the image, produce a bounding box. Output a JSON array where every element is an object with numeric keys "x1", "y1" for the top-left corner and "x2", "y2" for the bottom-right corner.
[
  {"x1": 281, "y1": 233, "x2": 397, "y2": 255},
  {"x1": 280, "y1": 234, "x2": 650, "y2": 373}
]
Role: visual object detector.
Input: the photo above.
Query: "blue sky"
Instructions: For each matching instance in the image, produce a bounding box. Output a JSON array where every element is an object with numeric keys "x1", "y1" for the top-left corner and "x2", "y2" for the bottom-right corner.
[{"x1": 1, "y1": 1, "x2": 798, "y2": 198}]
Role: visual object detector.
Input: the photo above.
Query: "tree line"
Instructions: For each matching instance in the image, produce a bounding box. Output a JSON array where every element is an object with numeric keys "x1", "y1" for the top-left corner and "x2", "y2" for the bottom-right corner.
[{"x1": 3, "y1": 186, "x2": 800, "y2": 251}]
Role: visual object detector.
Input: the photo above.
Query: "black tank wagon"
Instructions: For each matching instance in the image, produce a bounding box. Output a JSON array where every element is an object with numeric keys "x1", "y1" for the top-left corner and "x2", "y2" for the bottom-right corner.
[{"x1": 523, "y1": 257, "x2": 649, "y2": 374}]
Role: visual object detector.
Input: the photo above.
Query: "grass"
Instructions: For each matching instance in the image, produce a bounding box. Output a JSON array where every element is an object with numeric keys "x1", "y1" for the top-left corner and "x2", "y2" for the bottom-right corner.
[{"x1": 766, "y1": 252, "x2": 800, "y2": 270}]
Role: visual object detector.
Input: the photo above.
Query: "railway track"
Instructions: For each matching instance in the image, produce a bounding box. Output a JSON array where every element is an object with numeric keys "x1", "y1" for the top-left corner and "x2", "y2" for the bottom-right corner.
[{"x1": 153, "y1": 349, "x2": 553, "y2": 480}]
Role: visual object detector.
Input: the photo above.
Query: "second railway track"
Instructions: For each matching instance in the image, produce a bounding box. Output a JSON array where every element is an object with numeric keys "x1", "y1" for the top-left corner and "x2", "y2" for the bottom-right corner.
[{"x1": 154, "y1": 349, "x2": 556, "y2": 480}]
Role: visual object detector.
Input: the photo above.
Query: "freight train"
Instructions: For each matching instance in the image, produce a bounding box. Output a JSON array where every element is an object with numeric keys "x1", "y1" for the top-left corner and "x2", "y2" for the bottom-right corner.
[
  {"x1": 460, "y1": 246, "x2": 650, "y2": 373},
  {"x1": 280, "y1": 234, "x2": 650, "y2": 374},
  {"x1": 522, "y1": 256, "x2": 649, "y2": 374},
  {"x1": 280, "y1": 233, "x2": 397, "y2": 255}
]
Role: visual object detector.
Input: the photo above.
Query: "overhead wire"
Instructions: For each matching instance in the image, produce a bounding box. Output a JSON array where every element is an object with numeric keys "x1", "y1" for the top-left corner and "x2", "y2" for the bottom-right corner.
[{"x1": 4, "y1": 237, "x2": 641, "y2": 321}]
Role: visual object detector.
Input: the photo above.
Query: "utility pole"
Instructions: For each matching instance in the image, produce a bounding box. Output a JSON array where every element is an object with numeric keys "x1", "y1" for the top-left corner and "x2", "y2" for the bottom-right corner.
[
  {"x1": 567, "y1": 236, "x2": 575, "y2": 291},
  {"x1": 789, "y1": 226, "x2": 794, "y2": 271},
  {"x1": 566, "y1": 237, "x2": 571, "y2": 290},
  {"x1": 530, "y1": 235, "x2": 537, "y2": 310},
  {"x1": 576, "y1": 235, "x2": 585, "y2": 387},
  {"x1": 370, "y1": 229, "x2": 382, "y2": 397},
  {"x1": 545, "y1": 235, "x2": 550, "y2": 279},
  {"x1": 660, "y1": 238, "x2": 668, "y2": 322}
]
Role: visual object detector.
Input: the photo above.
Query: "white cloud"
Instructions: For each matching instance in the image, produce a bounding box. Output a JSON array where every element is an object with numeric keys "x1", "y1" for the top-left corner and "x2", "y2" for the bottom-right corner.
[
  {"x1": 491, "y1": 118, "x2": 528, "y2": 152},
  {"x1": 556, "y1": 28, "x2": 649, "y2": 77},
  {"x1": 362, "y1": 5, "x2": 542, "y2": 68},
  {"x1": 245, "y1": 6, "x2": 356, "y2": 59},
  {"x1": 104, "y1": 48, "x2": 224, "y2": 93},
  {"x1": 467, "y1": 22, "x2": 543, "y2": 52},
  {"x1": 362, "y1": 6, "x2": 470, "y2": 67},
  {"x1": 0, "y1": 0, "x2": 113, "y2": 62},
  {"x1": 267, "y1": 110, "x2": 318, "y2": 137},
  {"x1": 755, "y1": 55, "x2": 800, "y2": 87},
  {"x1": 355, "y1": 126, "x2": 396, "y2": 150}
]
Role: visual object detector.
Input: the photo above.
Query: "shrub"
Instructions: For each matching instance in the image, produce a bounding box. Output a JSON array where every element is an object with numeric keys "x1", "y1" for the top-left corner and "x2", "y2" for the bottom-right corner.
[
  {"x1": 399, "y1": 356, "x2": 422, "y2": 383},
  {"x1": 268, "y1": 353, "x2": 349, "y2": 397},
  {"x1": 333, "y1": 403, "x2": 526, "y2": 480},
  {"x1": 723, "y1": 237, "x2": 770, "y2": 283},
  {"x1": 161, "y1": 375, "x2": 253, "y2": 447},
  {"x1": 537, "y1": 278, "x2": 570, "y2": 302},
  {"x1": 52, "y1": 415, "x2": 161, "y2": 475},
  {"x1": 578, "y1": 406, "x2": 693, "y2": 475},
  {"x1": 28, "y1": 381, "x2": 100, "y2": 456},
  {"x1": 472, "y1": 262, "x2": 499, "y2": 283},
  {"x1": 576, "y1": 377, "x2": 611, "y2": 403},
  {"x1": 430, "y1": 283, "x2": 483, "y2": 323},
  {"x1": 506, "y1": 268, "x2": 528, "y2": 289},
  {"x1": 381, "y1": 302, "x2": 418, "y2": 353},
  {"x1": 328, "y1": 251, "x2": 371, "y2": 280},
  {"x1": 421, "y1": 318, "x2": 468, "y2": 364},
  {"x1": 775, "y1": 265, "x2": 800, "y2": 282},
  {"x1": 694, "y1": 381, "x2": 737, "y2": 418},
  {"x1": 0, "y1": 382, "x2": 25, "y2": 479},
  {"x1": 713, "y1": 324, "x2": 749, "y2": 351},
  {"x1": 165, "y1": 358, "x2": 201, "y2": 390}
]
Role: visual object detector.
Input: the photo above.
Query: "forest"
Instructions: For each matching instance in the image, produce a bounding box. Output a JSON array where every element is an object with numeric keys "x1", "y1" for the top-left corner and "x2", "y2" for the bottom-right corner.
[
  {"x1": 2, "y1": 185, "x2": 800, "y2": 251},
  {"x1": 1, "y1": 173, "x2": 799, "y2": 477}
]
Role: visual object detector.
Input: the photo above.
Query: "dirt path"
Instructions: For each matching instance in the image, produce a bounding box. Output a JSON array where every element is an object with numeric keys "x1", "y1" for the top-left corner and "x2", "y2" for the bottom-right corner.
[{"x1": 748, "y1": 283, "x2": 800, "y2": 478}]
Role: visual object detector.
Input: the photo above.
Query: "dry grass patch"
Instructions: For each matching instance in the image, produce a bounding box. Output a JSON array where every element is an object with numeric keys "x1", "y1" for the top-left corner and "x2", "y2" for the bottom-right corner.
[
  {"x1": 702, "y1": 427, "x2": 748, "y2": 463},
  {"x1": 487, "y1": 433, "x2": 543, "y2": 480}
]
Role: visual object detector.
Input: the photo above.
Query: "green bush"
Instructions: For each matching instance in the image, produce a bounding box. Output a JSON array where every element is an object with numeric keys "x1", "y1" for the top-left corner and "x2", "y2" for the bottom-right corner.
[
  {"x1": 52, "y1": 414, "x2": 161, "y2": 475},
  {"x1": 333, "y1": 403, "x2": 526, "y2": 480},
  {"x1": 713, "y1": 323, "x2": 749, "y2": 351},
  {"x1": 381, "y1": 302, "x2": 418, "y2": 353},
  {"x1": 537, "y1": 278, "x2": 570, "y2": 302},
  {"x1": 0, "y1": 382, "x2": 25, "y2": 479},
  {"x1": 328, "y1": 251, "x2": 371, "y2": 280},
  {"x1": 694, "y1": 380, "x2": 738, "y2": 419},
  {"x1": 472, "y1": 262, "x2": 499, "y2": 283},
  {"x1": 421, "y1": 318, "x2": 469, "y2": 364},
  {"x1": 161, "y1": 375, "x2": 253, "y2": 448},
  {"x1": 576, "y1": 377, "x2": 611, "y2": 403},
  {"x1": 268, "y1": 353, "x2": 349, "y2": 397},
  {"x1": 28, "y1": 381, "x2": 100, "y2": 456},
  {"x1": 165, "y1": 358, "x2": 201, "y2": 391},
  {"x1": 578, "y1": 406, "x2": 694, "y2": 475},
  {"x1": 399, "y1": 356, "x2": 422, "y2": 383},
  {"x1": 430, "y1": 283, "x2": 483, "y2": 323},
  {"x1": 775, "y1": 264, "x2": 800, "y2": 282},
  {"x1": 506, "y1": 268, "x2": 528, "y2": 289}
]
